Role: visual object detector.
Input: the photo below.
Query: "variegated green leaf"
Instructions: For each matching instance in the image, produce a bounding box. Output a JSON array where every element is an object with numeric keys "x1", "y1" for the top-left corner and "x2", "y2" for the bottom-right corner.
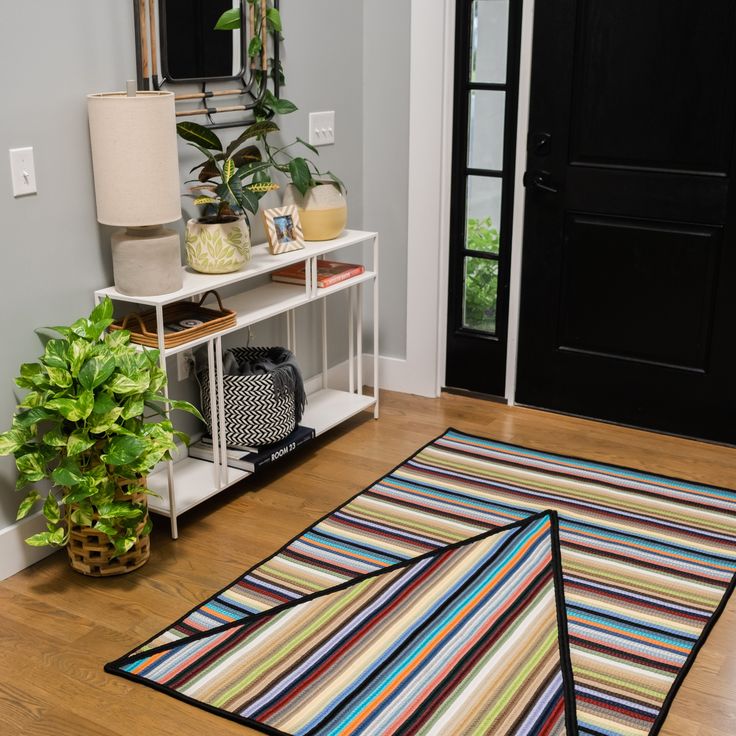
[
  {"x1": 16, "y1": 489, "x2": 41, "y2": 520},
  {"x1": 79, "y1": 354, "x2": 116, "y2": 390},
  {"x1": 176, "y1": 121, "x2": 223, "y2": 151},
  {"x1": 15, "y1": 452, "x2": 46, "y2": 482},
  {"x1": 109, "y1": 373, "x2": 150, "y2": 396},
  {"x1": 43, "y1": 493, "x2": 61, "y2": 525},
  {"x1": 46, "y1": 366, "x2": 72, "y2": 388},
  {"x1": 66, "y1": 429, "x2": 95, "y2": 457},
  {"x1": 42, "y1": 339, "x2": 68, "y2": 369},
  {"x1": 0, "y1": 428, "x2": 29, "y2": 456}
]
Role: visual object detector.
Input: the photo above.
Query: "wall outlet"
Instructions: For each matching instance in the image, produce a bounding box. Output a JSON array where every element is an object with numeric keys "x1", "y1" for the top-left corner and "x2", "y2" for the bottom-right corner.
[
  {"x1": 177, "y1": 350, "x2": 193, "y2": 381},
  {"x1": 308, "y1": 111, "x2": 335, "y2": 147}
]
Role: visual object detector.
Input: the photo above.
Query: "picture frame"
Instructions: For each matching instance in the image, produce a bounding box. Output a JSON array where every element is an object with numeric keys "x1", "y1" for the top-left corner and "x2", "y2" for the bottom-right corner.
[{"x1": 262, "y1": 205, "x2": 305, "y2": 255}]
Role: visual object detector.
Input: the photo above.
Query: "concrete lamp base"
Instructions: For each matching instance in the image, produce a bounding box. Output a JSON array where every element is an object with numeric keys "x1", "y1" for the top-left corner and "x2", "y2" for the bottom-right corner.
[{"x1": 111, "y1": 225, "x2": 183, "y2": 296}]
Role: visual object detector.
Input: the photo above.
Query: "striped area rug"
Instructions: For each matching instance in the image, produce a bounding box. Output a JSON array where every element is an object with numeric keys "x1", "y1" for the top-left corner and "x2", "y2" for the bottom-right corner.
[
  {"x1": 108, "y1": 429, "x2": 736, "y2": 735},
  {"x1": 107, "y1": 513, "x2": 576, "y2": 735}
]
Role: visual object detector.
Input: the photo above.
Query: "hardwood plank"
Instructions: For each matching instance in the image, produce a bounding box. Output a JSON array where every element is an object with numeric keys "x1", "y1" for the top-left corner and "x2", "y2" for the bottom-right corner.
[{"x1": 0, "y1": 390, "x2": 734, "y2": 735}]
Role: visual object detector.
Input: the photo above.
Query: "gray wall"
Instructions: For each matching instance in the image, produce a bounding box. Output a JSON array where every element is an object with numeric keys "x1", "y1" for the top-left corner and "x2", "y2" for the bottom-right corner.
[
  {"x1": 363, "y1": 0, "x2": 410, "y2": 359},
  {"x1": 0, "y1": 2, "x2": 136, "y2": 528},
  {"x1": 0, "y1": 0, "x2": 409, "y2": 534}
]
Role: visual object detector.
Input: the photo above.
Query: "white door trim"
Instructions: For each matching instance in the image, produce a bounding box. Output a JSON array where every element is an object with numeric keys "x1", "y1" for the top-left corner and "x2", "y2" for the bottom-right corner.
[
  {"x1": 504, "y1": 0, "x2": 537, "y2": 405},
  {"x1": 402, "y1": 0, "x2": 536, "y2": 402},
  {"x1": 388, "y1": 0, "x2": 455, "y2": 398}
]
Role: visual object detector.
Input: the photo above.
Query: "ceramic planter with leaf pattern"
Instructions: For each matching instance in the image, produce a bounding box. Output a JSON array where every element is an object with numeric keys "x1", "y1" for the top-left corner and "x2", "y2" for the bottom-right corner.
[{"x1": 185, "y1": 216, "x2": 251, "y2": 274}]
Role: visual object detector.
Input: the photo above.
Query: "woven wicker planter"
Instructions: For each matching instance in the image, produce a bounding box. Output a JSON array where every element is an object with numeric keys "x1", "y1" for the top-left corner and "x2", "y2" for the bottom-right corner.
[{"x1": 66, "y1": 477, "x2": 151, "y2": 577}]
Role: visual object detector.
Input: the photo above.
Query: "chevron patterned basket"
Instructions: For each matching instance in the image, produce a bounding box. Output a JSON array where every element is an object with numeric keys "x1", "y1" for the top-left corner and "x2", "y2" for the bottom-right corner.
[{"x1": 199, "y1": 347, "x2": 298, "y2": 447}]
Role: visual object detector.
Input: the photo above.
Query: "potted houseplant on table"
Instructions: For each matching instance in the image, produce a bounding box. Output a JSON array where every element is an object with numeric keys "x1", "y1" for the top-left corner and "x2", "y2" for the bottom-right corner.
[
  {"x1": 177, "y1": 120, "x2": 280, "y2": 273},
  {"x1": 261, "y1": 131, "x2": 348, "y2": 242},
  {"x1": 0, "y1": 298, "x2": 202, "y2": 577},
  {"x1": 205, "y1": 3, "x2": 349, "y2": 241}
]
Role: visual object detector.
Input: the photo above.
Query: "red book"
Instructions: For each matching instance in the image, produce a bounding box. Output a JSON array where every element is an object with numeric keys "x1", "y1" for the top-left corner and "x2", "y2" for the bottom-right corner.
[{"x1": 271, "y1": 259, "x2": 365, "y2": 288}]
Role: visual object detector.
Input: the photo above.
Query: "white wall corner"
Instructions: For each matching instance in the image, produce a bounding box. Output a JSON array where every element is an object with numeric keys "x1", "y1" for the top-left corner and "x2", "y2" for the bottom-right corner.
[{"x1": 0, "y1": 510, "x2": 57, "y2": 581}]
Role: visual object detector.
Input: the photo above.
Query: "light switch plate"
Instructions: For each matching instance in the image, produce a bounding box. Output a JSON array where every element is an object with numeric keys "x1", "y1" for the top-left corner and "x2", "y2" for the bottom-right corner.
[
  {"x1": 9, "y1": 147, "x2": 37, "y2": 197},
  {"x1": 308, "y1": 111, "x2": 335, "y2": 147}
]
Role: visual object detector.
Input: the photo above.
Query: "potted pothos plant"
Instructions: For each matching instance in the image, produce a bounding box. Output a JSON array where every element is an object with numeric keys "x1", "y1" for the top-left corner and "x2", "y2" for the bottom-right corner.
[
  {"x1": 0, "y1": 298, "x2": 202, "y2": 576},
  {"x1": 177, "y1": 119, "x2": 280, "y2": 273}
]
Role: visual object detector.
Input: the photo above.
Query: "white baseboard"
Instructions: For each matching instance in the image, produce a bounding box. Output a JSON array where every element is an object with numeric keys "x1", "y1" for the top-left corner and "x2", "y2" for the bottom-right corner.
[
  {"x1": 0, "y1": 510, "x2": 57, "y2": 581},
  {"x1": 369, "y1": 355, "x2": 435, "y2": 396},
  {"x1": 304, "y1": 354, "x2": 434, "y2": 398}
]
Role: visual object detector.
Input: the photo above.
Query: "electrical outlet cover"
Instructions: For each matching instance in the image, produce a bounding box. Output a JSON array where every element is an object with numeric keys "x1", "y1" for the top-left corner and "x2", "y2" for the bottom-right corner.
[{"x1": 177, "y1": 351, "x2": 192, "y2": 381}]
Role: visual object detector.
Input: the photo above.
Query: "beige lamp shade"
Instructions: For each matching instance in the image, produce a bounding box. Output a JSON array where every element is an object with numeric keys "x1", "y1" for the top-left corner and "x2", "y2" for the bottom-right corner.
[{"x1": 87, "y1": 91, "x2": 181, "y2": 226}]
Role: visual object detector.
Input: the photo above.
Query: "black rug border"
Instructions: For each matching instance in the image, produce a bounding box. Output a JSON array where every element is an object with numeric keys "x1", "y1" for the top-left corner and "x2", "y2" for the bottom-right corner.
[
  {"x1": 649, "y1": 559, "x2": 736, "y2": 734},
  {"x1": 549, "y1": 510, "x2": 578, "y2": 736},
  {"x1": 441, "y1": 427, "x2": 736, "y2": 736},
  {"x1": 106, "y1": 510, "x2": 578, "y2": 736}
]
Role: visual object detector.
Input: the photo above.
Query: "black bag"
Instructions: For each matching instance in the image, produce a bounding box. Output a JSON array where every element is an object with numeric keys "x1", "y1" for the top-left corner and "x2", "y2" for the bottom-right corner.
[{"x1": 199, "y1": 347, "x2": 306, "y2": 447}]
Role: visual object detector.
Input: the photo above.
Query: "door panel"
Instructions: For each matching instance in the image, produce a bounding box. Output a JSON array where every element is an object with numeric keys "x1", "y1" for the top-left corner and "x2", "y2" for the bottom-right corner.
[
  {"x1": 570, "y1": 1, "x2": 736, "y2": 173},
  {"x1": 558, "y1": 216, "x2": 721, "y2": 370},
  {"x1": 565, "y1": 168, "x2": 729, "y2": 222},
  {"x1": 517, "y1": 0, "x2": 736, "y2": 443}
]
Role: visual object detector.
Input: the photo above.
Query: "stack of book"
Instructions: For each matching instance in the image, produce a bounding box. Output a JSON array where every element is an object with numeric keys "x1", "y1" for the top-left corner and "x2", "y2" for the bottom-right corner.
[
  {"x1": 188, "y1": 425, "x2": 316, "y2": 472},
  {"x1": 271, "y1": 259, "x2": 365, "y2": 288}
]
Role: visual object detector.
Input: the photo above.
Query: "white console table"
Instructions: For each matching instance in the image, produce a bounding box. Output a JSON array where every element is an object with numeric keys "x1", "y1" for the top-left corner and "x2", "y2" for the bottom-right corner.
[{"x1": 95, "y1": 229, "x2": 379, "y2": 538}]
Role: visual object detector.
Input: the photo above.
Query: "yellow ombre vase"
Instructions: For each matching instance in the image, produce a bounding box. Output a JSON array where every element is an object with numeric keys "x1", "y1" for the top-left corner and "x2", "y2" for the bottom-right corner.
[{"x1": 282, "y1": 183, "x2": 347, "y2": 241}]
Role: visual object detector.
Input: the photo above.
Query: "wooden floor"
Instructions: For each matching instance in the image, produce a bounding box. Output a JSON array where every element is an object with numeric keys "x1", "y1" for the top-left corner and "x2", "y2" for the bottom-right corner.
[{"x1": 1, "y1": 390, "x2": 735, "y2": 735}]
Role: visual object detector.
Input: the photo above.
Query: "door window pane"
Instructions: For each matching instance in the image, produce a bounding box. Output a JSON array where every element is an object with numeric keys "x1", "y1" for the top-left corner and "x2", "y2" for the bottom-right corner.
[
  {"x1": 466, "y1": 176, "x2": 502, "y2": 253},
  {"x1": 468, "y1": 90, "x2": 506, "y2": 171},
  {"x1": 463, "y1": 257, "x2": 499, "y2": 333},
  {"x1": 470, "y1": 0, "x2": 510, "y2": 84}
]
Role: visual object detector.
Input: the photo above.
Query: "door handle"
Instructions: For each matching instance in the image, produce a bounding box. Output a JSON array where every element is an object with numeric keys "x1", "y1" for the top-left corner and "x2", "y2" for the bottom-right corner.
[{"x1": 523, "y1": 170, "x2": 559, "y2": 194}]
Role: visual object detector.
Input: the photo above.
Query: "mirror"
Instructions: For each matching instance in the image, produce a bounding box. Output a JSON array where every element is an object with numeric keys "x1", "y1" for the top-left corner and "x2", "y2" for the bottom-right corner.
[
  {"x1": 134, "y1": 0, "x2": 279, "y2": 129},
  {"x1": 161, "y1": 0, "x2": 243, "y2": 82}
]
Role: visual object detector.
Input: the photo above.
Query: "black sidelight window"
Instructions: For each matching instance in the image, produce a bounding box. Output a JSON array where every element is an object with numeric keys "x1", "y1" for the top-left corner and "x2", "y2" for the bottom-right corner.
[{"x1": 446, "y1": 0, "x2": 522, "y2": 395}]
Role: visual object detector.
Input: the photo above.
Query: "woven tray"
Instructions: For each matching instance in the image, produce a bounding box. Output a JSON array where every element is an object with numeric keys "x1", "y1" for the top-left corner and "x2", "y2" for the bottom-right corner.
[{"x1": 109, "y1": 290, "x2": 236, "y2": 348}]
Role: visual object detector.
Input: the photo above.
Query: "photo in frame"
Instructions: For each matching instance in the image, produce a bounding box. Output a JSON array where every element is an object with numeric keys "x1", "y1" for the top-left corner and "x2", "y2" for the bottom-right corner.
[{"x1": 262, "y1": 205, "x2": 305, "y2": 255}]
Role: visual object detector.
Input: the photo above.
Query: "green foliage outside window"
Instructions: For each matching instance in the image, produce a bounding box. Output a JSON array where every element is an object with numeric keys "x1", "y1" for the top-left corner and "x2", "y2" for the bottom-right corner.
[
  {"x1": 463, "y1": 217, "x2": 499, "y2": 333},
  {"x1": 467, "y1": 216, "x2": 500, "y2": 253}
]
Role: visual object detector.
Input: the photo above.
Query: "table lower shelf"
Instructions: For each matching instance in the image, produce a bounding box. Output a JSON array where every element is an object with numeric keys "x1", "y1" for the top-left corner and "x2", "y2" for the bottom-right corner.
[{"x1": 147, "y1": 388, "x2": 376, "y2": 517}]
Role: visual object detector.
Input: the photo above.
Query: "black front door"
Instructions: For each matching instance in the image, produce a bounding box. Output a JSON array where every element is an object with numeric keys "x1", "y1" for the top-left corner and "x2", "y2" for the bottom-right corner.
[{"x1": 517, "y1": 0, "x2": 736, "y2": 443}]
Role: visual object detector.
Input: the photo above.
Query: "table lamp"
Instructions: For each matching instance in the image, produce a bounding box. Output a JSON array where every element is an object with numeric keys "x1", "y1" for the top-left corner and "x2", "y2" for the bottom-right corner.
[{"x1": 87, "y1": 84, "x2": 183, "y2": 296}]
